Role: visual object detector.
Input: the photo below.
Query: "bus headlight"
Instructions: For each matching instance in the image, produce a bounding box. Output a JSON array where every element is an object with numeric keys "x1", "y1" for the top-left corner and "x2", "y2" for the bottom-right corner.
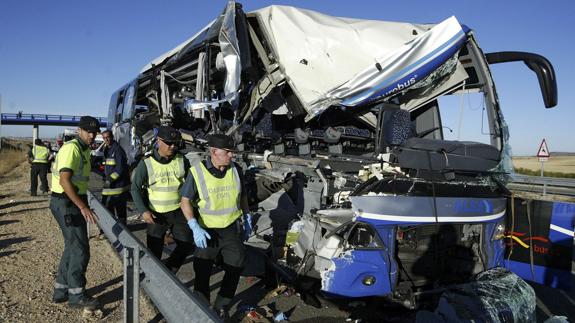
[{"x1": 362, "y1": 275, "x2": 376, "y2": 286}]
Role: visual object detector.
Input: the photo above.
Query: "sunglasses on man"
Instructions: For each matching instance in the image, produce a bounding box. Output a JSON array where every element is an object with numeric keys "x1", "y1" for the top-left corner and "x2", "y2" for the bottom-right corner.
[{"x1": 158, "y1": 138, "x2": 179, "y2": 146}]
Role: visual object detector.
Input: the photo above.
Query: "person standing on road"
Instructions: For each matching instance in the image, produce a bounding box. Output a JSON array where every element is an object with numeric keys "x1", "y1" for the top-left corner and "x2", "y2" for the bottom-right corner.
[
  {"x1": 49, "y1": 116, "x2": 100, "y2": 310},
  {"x1": 28, "y1": 138, "x2": 52, "y2": 196},
  {"x1": 180, "y1": 133, "x2": 252, "y2": 318},
  {"x1": 101, "y1": 130, "x2": 130, "y2": 226},
  {"x1": 130, "y1": 126, "x2": 194, "y2": 273}
]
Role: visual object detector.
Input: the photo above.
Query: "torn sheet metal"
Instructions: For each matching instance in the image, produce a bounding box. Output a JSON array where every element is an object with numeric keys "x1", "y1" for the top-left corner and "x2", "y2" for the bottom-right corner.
[
  {"x1": 140, "y1": 2, "x2": 241, "y2": 107},
  {"x1": 218, "y1": 0, "x2": 242, "y2": 107},
  {"x1": 253, "y1": 6, "x2": 467, "y2": 118},
  {"x1": 320, "y1": 249, "x2": 393, "y2": 297}
]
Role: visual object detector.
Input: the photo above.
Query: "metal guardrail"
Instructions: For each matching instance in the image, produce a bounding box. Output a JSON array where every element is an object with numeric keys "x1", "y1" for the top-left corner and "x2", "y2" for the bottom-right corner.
[
  {"x1": 87, "y1": 191, "x2": 220, "y2": 323},
  {"x1": 510, "y1": 174, "x2": 575, "y2": 196},
  {"x1": 512, "y1": 174, "x2": 575, "y2": 188}
]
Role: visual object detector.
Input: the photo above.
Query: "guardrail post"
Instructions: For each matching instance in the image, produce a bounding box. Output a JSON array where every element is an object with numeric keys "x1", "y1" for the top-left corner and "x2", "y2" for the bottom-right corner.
[
  {"x1": 540, "y1": 160, "x2": 547, "y2": 195},
  {"x1": 124, "y1": 246, "x2": 140, "y2": 323}
]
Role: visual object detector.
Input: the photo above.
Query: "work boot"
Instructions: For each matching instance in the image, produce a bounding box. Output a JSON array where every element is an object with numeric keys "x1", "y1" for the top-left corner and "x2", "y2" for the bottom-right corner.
[
  {"x1": 52, "y1": 289, "x2": 68, "y2": 304},
  {"x1": 215, "y1": 308, "x2": 229, "y2": 321},
  {"x1": 68, "y1": 295, "x2": 100, "y2": 310},
  {"x1": 213, "y1": 294, "x2": 232, "y2": 320}
]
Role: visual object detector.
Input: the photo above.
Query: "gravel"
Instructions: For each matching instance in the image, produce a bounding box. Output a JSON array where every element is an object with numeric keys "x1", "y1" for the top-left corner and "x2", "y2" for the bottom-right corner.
[{"x1": 0, "y1": 162, "x2": 159, "y2": 322}]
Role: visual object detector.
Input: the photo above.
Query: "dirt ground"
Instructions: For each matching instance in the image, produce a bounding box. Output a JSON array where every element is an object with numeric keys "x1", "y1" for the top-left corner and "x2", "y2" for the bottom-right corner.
[
  {"x1": 513, "y1": 156, "x2": 575, "y2": 174},
  {"x1": 0, "y1": 161, "x2": 159, "y2": 322}
]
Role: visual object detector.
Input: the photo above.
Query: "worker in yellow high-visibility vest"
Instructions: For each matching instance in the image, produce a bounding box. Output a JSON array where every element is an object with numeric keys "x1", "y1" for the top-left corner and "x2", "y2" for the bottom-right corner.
[
  {"x1": 27, "y1": 138, "x2": 52, "y2": 196},
  {"x1": 181, "y1": 134, "x2": 252, "y2": 319},
  {"x1": 49, "y1": 116, "x2": 100, "y2": 310},
  {"x1": 130, "y1": 126, "x2": 193, "y2": 273}
]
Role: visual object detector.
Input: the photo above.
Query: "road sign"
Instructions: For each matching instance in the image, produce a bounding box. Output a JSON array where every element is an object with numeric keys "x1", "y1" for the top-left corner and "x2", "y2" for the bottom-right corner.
[{"x1": 537, "y1": 139, "x2": 550, "y2": 158}]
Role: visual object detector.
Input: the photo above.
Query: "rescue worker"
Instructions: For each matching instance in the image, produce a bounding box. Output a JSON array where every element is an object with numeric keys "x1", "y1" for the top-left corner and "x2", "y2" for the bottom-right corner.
[
  {"x1": 28, "y1": 138, "x2": 51, "y2": 196},
  {"x1": 101, "y1": 130, "x2": 130, "y2": 226},
  {"x1": 50, "y1": 116, "x2": 100, "y2": 309},
  {"x1": 131, "y1": 126, "x2": 194, "y2": 273},
  {"x1": 180, "y1": 133, "x2": 253, "y2": 318}
]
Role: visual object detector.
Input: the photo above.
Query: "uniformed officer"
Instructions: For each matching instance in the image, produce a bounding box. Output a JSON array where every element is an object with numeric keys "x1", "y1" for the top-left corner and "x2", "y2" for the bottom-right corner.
[
  {"x1": 101, "y1": 130, "x2": 130, "y2": 226},
  {"x1": 131, "y1": 126, "x2": 194, "y2": 273},
  {"x1": 180, "y1": 133, "x2": 252, "y2": 318},
  {"x1": 28, "y1": 138, "x2": 51, "y2": 196},
  {"x1": 50, "y1": 116, "x2": 100, "y2": 309}
]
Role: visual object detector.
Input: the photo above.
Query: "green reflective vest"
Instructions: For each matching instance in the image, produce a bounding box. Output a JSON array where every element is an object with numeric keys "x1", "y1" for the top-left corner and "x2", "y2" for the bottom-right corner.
[
  {"x1": 190, "y1": 161, "x2": 241, "y2": 229},
  {"x1": 51, "y1": 139, "x2": 91, "y2": 195},
  {"x1": 32, "y1": 145, "x2": 50, "y2": 163},
  {"x1": 144, "y1": 154, "x2": 185, "y2": 213}
]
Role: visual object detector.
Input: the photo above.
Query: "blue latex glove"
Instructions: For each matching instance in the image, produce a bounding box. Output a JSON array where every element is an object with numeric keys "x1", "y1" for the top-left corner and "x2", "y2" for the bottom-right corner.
[
  {"x1": 242, "y1": 213, "x2": 253, "y2": 241},
  {"x1": 187, "y1": 218, "x2": 211, "y2": 248}
]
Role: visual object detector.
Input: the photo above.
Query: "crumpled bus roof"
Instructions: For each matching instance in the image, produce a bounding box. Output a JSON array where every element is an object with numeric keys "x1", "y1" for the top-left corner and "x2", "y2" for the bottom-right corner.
[
  {"x1": 141, "y1": 4, "x2": 467, "y2": 117},
  {"x1": 252, "y1": 6, "x2": 466, "y2": 117}
]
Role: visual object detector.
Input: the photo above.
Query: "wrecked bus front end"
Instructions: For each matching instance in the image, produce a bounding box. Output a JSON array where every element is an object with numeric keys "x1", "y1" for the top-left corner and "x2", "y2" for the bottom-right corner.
[
  {"x1": 107, "y1": 1, "x2": 559, "y2": 308},
  {"x1": 283, "y1": 179, "x2": 508, "y2": 302},
  {"x1": 239, "y1": 5, "x2": 516, "y2": 304}
]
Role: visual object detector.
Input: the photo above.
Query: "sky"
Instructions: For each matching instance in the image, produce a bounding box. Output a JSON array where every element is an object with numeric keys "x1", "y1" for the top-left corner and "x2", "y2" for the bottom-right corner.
[{"x1": 0, "y1": 0, "x2": 573, "y2": 156}]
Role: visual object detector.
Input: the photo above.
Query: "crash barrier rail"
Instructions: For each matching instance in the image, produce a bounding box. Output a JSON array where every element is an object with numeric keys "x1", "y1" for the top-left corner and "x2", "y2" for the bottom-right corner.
[
  {"x1": 87, "y1": 191, "x2": 220, "y2": 323},
  {"x1": 0, "y1": 113, "x2": 107, "y2": 127},
  {"x1": 510, "y1": 174, "x2": 575, "y2": 196}
]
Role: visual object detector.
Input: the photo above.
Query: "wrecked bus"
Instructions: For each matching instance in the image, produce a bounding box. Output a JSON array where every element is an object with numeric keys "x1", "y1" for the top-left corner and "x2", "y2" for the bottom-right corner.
[{"x1": 107, "y1": 1, "x2": 571, "y2": 308}]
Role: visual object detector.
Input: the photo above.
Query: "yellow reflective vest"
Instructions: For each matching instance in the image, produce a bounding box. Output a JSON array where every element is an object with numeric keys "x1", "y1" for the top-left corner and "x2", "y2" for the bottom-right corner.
[
  {"x1": 32, "y1": 145, "x2": 50, "y2": 164},
  {"x1": 144, "y1": 154, "x2": 185, "y2": 213},
  {"x1": 190, "y1": 161, "x2": 242, "y2": 228},
  {"x1": 51, "y1": 139, "x2": 91, "y2": 195}
]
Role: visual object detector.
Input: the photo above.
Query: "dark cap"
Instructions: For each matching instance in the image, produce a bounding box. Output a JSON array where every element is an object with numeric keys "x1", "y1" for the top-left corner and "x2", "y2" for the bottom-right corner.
[
  {"x1": 157, "y1": 126, "x2": 182, "y2": 144},
  {"x1": 78, "y1": 116, "x2": 100, "y2": 133},
  {"x1": 207, "y1": 133, "x2": 236, "y2": 151}
]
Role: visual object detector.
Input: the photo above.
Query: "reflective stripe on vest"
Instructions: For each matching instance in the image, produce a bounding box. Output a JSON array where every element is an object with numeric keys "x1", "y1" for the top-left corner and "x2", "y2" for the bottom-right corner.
[
  {"x1": 104, "y1": 158, "x2": 116, "y2": 166},
  {"x1": 51, "y1": 139, "x2": 91, "y2": 194},
  {"x1": 32, "y1": 145, "x2": 50, "y2": 163},
  {"x1": 144, "y1": 155, "x2": 185, "y2": 213},
  {"x1": 190, "y1": 161, "x2": 241, "y2": 228},
  {"x1": 102, "y1": 185, "x2": 131, "y2": 196}
]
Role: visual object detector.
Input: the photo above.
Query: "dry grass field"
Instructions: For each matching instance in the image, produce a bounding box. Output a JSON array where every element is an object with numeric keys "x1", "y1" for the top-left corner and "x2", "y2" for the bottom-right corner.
[
  {"x1": 0, "y1": 138, "x2": 29, "y2": 176},
  {"x1": 513, "y1": 156, "x2": 575, "y2": 175}
]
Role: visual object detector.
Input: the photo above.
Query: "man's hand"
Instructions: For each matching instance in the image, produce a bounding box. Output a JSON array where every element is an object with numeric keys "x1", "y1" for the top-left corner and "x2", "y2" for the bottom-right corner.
[
  {"x1": 187, "y1": 218, "x2": 211, "y2": 248},
  {"x1": 242, "y1": 213, "x2": 253, "y2": 241},
  {"x1": 80, "y1": 207, "x2": 98, "y2": 224},
  {"x1": 142, "y1": 211, "x2": 156, "y2": 224}
]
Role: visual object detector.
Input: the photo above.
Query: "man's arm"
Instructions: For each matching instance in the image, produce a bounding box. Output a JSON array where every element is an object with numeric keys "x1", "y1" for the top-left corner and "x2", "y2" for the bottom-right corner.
[
  {"x1": 108, "y1": 145, "x2": 127, "y2": 182},
  {"x1": 181, "y1": 196, "x2": 196, "y2": 221},
  {"x1": 130, "y1": 160, "x2": 157, "y2": 224},
  {"x1": 234, "y1": 163, "x2": 250, "y2": 213},
  {"x1": 60, "y1": 171, "x2": 97, "y2": 223},
  {"x1": 179, "y1": 173, "x2": 198, "y2": 221},
  {"x1": 130, "y1": 161, "x2": 151, "y2": 214}
]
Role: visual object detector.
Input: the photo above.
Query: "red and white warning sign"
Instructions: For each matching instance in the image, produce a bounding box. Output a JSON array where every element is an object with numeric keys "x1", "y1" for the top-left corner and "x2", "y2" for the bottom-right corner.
[{"x1": 537, "y1": 139, "x2": 550, "y2": 160}]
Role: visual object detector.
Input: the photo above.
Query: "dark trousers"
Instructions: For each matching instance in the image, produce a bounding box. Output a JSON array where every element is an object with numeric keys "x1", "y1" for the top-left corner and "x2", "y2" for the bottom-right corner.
[
  {"x1": 30, "y1": 163, "x2": 49, "y2": 194},
  {"x1": 50, "y1": 194, "x2": 90, "y2": 302},
  {"x1": 147, "y1": 208, "x2": 194, "y2": 272},
  {"x1": 102, "y1": 192, "x2": 128, "y2": 224},
  {"x1": 193, "y1": 222, "x2": 245, "y2": 301}
]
